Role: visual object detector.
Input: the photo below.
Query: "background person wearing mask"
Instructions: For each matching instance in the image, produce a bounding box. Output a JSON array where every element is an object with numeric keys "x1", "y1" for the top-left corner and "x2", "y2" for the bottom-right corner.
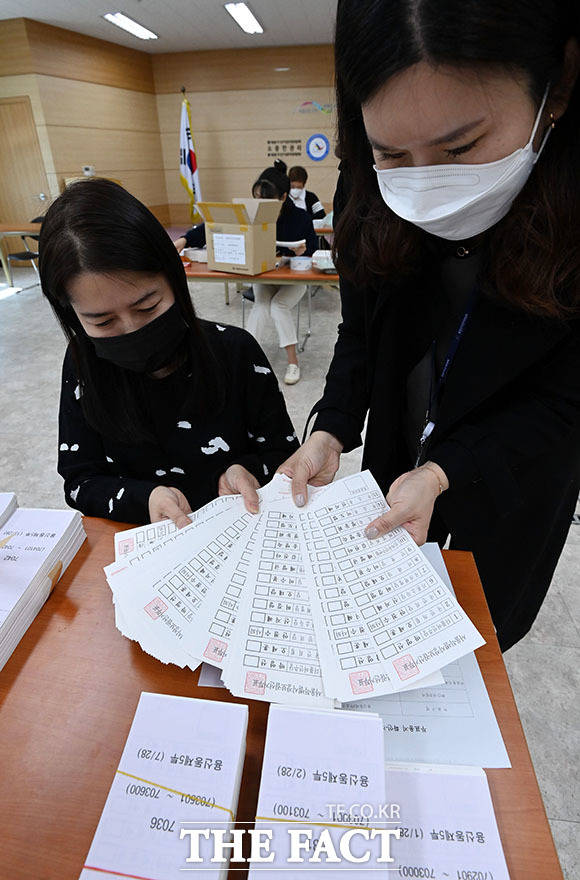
[
  {"x1": 246, "y1": 160, "x2": 318, "y2": 386},
  {"x1": 280, "y1": 0, "x2": 580, "y2": 652},
  {"x1": 39, "y1": 179, "x2": 299, "y2": 527},
  {"x1": 288, "y1": 165, "x2": 327, "y2": 220}
]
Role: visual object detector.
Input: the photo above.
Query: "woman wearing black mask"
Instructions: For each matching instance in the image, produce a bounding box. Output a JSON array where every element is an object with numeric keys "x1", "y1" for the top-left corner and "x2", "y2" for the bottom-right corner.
[
  {"x1": 40, "y1": 178, "x2": 299, "y2": 527},
  {"x1": 281, "y1": 0, "x2": 580, "y2": 651}
]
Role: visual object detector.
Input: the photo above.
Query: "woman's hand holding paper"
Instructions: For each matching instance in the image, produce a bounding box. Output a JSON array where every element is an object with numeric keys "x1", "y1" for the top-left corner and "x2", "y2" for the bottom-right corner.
[
  {"x1": 365, "y1": 462, "x2": 449, "y2": 546},
  {"x1": 218, "y1": 464, "x2": 261, "y2": 514}
]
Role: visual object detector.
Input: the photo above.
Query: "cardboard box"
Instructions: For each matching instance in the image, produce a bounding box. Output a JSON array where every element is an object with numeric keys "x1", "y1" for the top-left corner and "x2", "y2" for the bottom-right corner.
[{"x1": 197, "y1": 199, "x2": 279, "y2": 275}]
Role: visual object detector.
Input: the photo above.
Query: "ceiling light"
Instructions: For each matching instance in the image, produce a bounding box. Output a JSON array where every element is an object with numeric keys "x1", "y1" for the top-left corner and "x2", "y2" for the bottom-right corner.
[
  {"x1": 103, "y1": 12, "x2": 158, "y2": 40},
  {"x1": 275, "y1": 67, "x2": 290, "y2": 72},
  {"x1": 224, "y1": 3, "x2": 264, "y2": 35}
]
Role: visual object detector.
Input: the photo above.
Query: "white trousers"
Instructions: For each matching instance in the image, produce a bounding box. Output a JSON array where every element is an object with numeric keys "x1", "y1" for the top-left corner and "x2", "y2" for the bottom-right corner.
[{"x1": 246, "y1": 283, "x2": 306, "y2": 348}]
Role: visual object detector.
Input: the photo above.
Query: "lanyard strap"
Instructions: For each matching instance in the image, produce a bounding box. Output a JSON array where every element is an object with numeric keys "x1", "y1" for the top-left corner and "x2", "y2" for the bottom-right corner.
[{"x1": 415, "y1": 285, "x2": 478, "y2": 465}]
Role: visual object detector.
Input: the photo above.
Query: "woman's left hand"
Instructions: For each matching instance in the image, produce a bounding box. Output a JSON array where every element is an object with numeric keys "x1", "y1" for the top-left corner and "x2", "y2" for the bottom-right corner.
[
  {"x1": 218, "y1": 464, "x2": 261, "y2": 513},
  {"x1": 291, "y1": 243, "x2": 307, "y2": 256},
  {"x1": 364, "y1": 462, "x2": 449, "y2": 545}
]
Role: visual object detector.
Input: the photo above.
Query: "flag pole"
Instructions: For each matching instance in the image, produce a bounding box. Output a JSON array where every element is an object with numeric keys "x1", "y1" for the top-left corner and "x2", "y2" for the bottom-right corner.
[{"x1": 179, "y1": 86, "x2": 203, "y2": 223}]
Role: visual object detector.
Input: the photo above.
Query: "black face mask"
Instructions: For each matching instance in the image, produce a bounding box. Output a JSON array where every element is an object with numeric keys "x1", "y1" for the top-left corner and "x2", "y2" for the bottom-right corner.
[{"x1": 90, "y1": 302, "x2": 189, "y2": 373}]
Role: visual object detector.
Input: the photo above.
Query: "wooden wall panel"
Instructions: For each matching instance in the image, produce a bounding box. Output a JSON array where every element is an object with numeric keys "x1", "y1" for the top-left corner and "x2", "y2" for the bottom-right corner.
[
  {"x1": 37, "y1": 76, "x2": 161, "y2": 131},
  {"x1": 168, "y1": 203, "x2": 194, "y2": 225},
  {"x1": 149, "y1": 204, "x2": 172, "y2": 226},
  {"x1": 156, "y1": 87, "x2": 335, "y2": 133},
  {"x1": 0, "y1": 20, "x2": 32, "y2": 77},
  {"x1": 24, "y1": 19, "x2": 155, "y2": 93},
  {"x1": 1, "y1": 28, "x2": 337, "y2": 219},
  {"x1": 35, "y1": 75, "x2": 166, "y2": 207},
  {"x1": 161, "y1": 128, "x2": 337, "y2": 172},
  {"x1": 47, "y1": 128, "x2": 164, "y2": 175},
  {"x1": 56, "y1": 169, "x2": 168, "y2": 207},
  {"x1": 153, "y1": 45, "x2": 334, "y2": 94},
  {"x1": 0, "y1": 74, "x2": 46, "y2": 131},
  {"x1": 0, "y1": 21, "x2": 165, "y2": 205}
]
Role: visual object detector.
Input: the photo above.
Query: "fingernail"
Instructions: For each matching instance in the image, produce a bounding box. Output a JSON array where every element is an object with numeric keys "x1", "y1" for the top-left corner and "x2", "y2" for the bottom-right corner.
[
  {"x1": 295, "y1": 493, "x2": 305, "y2": 508},
  {"x1": 365, "y1": 526, "x2": 379, "y2": 539},
  {"x1": 250, "y1": 503, "x2": 259, "y2": 514}
]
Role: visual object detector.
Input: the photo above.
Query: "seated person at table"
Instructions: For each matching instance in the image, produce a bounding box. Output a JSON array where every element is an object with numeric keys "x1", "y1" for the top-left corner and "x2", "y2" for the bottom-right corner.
[
  {"x1": 173, "y1": 223, "x2": 205, "y2": 253},
  {"x1": 246, "y1": 160, "x2": 318, "y2": 386},
  {"x1": 288, "y1": 165, "x2": 326, "y2": 220},
  {"x1": 39, "y1": 178, "x2": 299, "y2": 527}
]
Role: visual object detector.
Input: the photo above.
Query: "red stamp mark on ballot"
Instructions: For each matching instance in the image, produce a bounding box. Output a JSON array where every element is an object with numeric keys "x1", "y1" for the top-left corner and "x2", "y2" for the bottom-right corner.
[
  {"x1": 349, "y1": 670, "x2": 374, "y2": 695},
  {"x1": 204, "y1": 638, "x2": 227, "y2": 662},
  {"x1": 393, "y1": 654, "x2": 419, "y2": 680},
  {"x1": 144, "y1": 598, "x2": 168, "y2": 620},
  {"x1": 245, "y1": 671, "x2": 266, "y2": 695},
  {"x1": 118, "y1": 537, "x2": 135, "y2": 555}
]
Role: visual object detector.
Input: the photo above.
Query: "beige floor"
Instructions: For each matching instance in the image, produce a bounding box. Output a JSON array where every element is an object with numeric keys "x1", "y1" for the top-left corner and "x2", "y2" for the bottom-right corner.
[{"x1": 1, "y1": 267, "x2": 578, "y2": 878}]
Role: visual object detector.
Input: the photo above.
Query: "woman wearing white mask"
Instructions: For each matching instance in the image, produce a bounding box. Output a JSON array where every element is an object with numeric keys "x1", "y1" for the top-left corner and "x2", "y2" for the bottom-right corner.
[
  {"x1": 288, "y1": 166, "x2": 326, "y2": 220},
  {"x1": 280, "y1": 0, "x2": 580, "y2": 651}
]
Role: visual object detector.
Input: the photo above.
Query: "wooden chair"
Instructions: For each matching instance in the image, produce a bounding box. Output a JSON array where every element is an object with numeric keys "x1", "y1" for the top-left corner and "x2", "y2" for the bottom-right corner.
[{"x1": 4, "y1": 216, "x2": 43, "y2": 287}]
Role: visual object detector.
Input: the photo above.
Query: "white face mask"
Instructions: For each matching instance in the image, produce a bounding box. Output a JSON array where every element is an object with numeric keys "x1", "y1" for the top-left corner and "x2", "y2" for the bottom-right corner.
[
  {"x1": 373, "y1": 86, "x2": 551, "y2": 240},
  {"x1": 290, "y1": 187, "x2": 305, "y2": 200}
]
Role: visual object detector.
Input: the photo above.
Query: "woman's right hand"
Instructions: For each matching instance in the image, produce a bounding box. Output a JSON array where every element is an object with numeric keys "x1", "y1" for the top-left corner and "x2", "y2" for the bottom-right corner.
[
  {"x1": 148, "y1": 485, "x2": 192, "y2": 528},
  {"x1": 277, "y1": 430, "x2": 343, "y2": 507}
]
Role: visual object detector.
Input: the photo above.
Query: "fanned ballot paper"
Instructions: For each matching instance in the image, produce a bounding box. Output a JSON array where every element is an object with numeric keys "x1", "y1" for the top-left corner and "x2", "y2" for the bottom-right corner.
[
  {"x1": 106, "y1": 497, "x2": 254, "y2": 669},
  {"x1": 79, "y1": 693, "x2": 248, "y2": 880},
  {"x1": 382, "y1": 764, "x2": 510, "y2": 879},
  {"x1": 221, "y1": 494, "x2": 334, "y2": 708},
  {"x1": 249, "y1": 705, "x2": 387, "y2": 878},
  {"x1": 113, "y1": 495, "x2": 237, "y2": 564},
  {"x1": 106, "y1": 471, "x2": 484, "y2": 705},
  {"x1": 344, "y1": 544, "x2": 509, "y2": 767},
  {"x1": 295, "y1": 472, "x2": 484, "y2": 701}
]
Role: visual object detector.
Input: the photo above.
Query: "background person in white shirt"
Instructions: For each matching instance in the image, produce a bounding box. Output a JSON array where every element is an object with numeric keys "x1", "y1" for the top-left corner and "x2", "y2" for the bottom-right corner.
[{"x1": 246, "y1": 162, "x2": 318, "y2": 386}]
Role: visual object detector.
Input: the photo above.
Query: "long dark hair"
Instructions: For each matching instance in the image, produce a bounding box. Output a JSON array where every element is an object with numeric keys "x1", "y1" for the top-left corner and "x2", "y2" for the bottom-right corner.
[
  {"x1": 252, "y1": 159, "x2": 293, "y2": 216},
  {"x1": 39, "y1": 178, "x2": 224, "y2": 444},
  {"x1": 334, "y1": 0, "x2": 580, "y2": 317}
]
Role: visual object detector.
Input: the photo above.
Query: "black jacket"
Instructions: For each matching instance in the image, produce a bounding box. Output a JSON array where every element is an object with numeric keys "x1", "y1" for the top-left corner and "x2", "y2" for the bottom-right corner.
[
  {"x1": 312, "y1": 172, "x2": 580, "y2": 651},
  {"x1": 290, "y1": 190, "x2": 326, "y2": 220},
  {"x1": 276, "y1": 200, "x2": 318, "y2": 256},
  {"x1": 58, "y1": 322, "x2": 299, "y2": 524}
]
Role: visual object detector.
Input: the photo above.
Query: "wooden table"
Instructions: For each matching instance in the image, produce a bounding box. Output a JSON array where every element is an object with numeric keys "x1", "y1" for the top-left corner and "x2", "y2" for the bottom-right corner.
[
  {"x1": 0, "y1": 222, "x2": 42, "y2": 286},
  {"x1": 185, "y1": 261, "x2": 339, "y2": 350},
  {"x1": 0, "y1": 518, "x2": 562, "y2": 879}
]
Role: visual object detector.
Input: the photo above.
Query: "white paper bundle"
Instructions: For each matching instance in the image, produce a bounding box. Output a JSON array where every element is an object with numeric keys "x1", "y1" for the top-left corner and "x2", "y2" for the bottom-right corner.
[
  {"x1": 0, "y1": 496, "x2": 85, "y2": 670},
  {"x1": 79, "y1": 693, "x2": 248, "y2": 880},
  {"x1": 249, "y1": 705, "x2": 387, "y2": 878}
]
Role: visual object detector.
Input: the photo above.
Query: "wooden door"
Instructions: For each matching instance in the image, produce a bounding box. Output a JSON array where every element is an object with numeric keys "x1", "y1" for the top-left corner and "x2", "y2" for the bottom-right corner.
[{"x1": 0, "y1": 95, "x2": 50, "y2": 225}]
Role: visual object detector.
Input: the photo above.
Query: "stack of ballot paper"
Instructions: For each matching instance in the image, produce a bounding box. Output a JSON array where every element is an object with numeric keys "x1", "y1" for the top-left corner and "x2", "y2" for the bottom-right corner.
[
  {"x1": 381, "y1": 763, "x2": 510, "y2": 879},
  {"x1": 249, "y1": 705, "x2": 387, "y2": 877},
  {"x1": 105, "y1": 471, "x2": 485, "y2": 704},
  {"x1": 79, "y1": 693, "x2": 248, "y2": 880},
  {"x1": 249, "y1": 706, "x2": 510, "y2": 878},
  {"x1": 0, "y1": 492, "x2": 86, "y2": 670}
]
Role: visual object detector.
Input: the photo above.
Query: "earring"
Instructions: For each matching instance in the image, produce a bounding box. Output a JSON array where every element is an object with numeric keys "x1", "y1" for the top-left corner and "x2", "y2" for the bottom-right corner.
[{"x1": 550, "y1": 111, "x2": 556, "y2": 129}]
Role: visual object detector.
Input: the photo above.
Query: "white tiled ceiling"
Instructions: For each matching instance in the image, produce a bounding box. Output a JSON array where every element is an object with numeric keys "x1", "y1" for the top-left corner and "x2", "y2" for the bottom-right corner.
[{"x1": 0, "y1": 0, "x2": 337, "y2": 52}]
